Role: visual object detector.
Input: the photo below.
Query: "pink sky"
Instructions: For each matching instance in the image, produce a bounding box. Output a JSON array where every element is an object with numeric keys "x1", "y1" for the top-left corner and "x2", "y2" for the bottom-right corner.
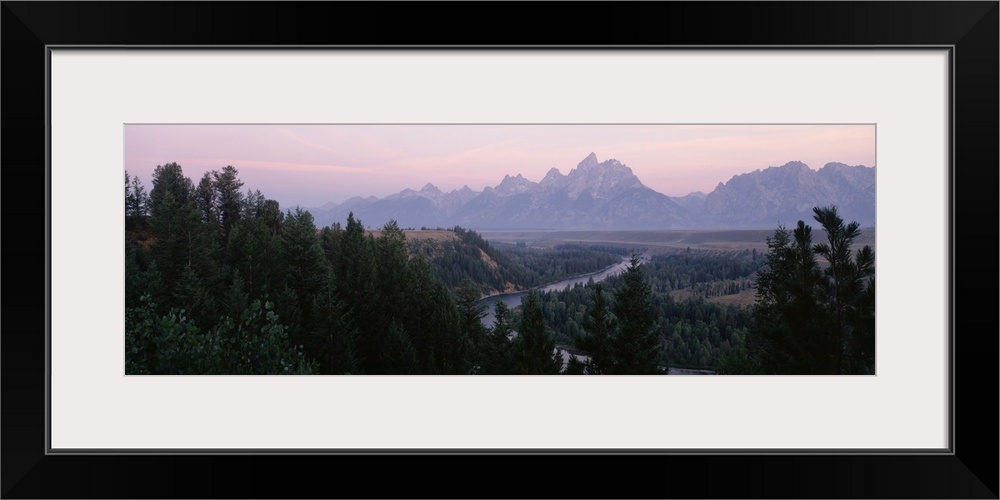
[{"x1": 124, "y1": 124, "x2": 875, "y2": 209}]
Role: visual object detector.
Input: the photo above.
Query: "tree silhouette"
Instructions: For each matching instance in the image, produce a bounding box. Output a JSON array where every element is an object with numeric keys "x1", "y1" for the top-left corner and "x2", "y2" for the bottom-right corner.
[
  {"x1": 811, "y1": 206, "x2": 876, "y2": 374},
  {"x1": 751, "y1": 206, "x2": 875, "y2": 374},
  {"x1": 513, "y1": 292, "x2": 561, "y2": 374},
  {"x1": 608, "y1": 254, "x2": 661, "y2": 374},
  {"x1": 578, "y1": 283, "x2": 614, "y2": 374}
]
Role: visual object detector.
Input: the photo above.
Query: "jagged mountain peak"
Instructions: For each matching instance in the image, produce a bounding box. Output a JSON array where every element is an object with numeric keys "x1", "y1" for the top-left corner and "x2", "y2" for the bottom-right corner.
[
  {"x1": 817, "y1": 162, "x2": 876, "y2": 190},
  {"x1": 577, "y1": 152, "x2": 600, "y2": 169},
  {"x1": 495, "y1": 172, "x2": 537, "y2": 196},
  {"x1": 563, "y1": 154, "x2": 643, "y2": 199},
  {"x1": 703, "y1": 161, "x2": 875, "y2": 228},
  {"x1": 310, "y1": 156, "x2": 873, "y2": 231},
  {"x1": 540, "y1": 167, "x2": 565, "y2": 187},
  {"x1": 729, "y1": 161, "x2": 813, "y2": 183},
  {"x1": 781, "y1": 160, "x2": 810, "y2": 170}
]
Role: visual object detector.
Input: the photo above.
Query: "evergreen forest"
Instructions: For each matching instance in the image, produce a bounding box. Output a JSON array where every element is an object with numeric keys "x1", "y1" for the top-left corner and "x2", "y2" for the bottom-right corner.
[{"x1": 125, "y1": 163, "x2": 875, "y2": 375}]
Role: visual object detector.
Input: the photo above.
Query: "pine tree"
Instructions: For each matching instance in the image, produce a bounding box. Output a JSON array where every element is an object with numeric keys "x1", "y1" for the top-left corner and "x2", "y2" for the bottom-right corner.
[
  {"x1": 125, "y1": 170, "x2": 149, "y2": 230},
  {"x1": 310, "y1": 287, "x2": 357, "y2": 374},
  {"x1": 336, "y1": 213, "x2": 384, "y2": 373},
  {"x1": 750, "y1": 206, "x2": 875, "y2": 374},
  {"x1": 751, "y1": 221, "x2": 830, "y2": 373},
  {"x1": 609, "y1": 254, "x2": 661, "y2": 374},
  {"x1": 196, "y1": 172, "x2": 219, "y2": 226},
  {"x1": 226, "y1": 216, "x2": 282, "y2": 300},
  {"x1": 425, "y1": 279, "x2": 466, "y2": 374},
  {"x1": 278, "y1": 207, "x2": 328, "y2": 338},
  {"x1": 319, "y1": 223, "x2": 343, "y2": 267},
  {"x1": 375, "y1": 220, "x2": 411, "y2": 322},
  {"x1": 455, "y1": 277, "x2": 488, "y2": 365},
  {"x1": 811, "y1": 206, "x2": 876, "y2": 374},
  {"x1": 400, "y1": 255, "x2": 437, "y2": 371},
  {"x1": 280, "y1": 207, "x2": 329, "y2": 302},
  {"x1": 485, "y1": 300, "x2": 514, "y2": 374},
  {"x1": 513, "y1": 292, "x2": 561, "y2": 375},
  {"x1": 148, "y1": 163, "x2": 221, "y2": 305},
  {"x1": 213, "y1": 166, "x2": 245, "y2": 245},
  {"x1": 148, "y1": 162, "x2": 193, "y2": 223},
  {"x1": 578, "y1": 283, "x2": 614, "y2": 374}
]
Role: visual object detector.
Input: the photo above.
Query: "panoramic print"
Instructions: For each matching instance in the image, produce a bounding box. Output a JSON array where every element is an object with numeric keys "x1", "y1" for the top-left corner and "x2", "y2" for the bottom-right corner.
[{"x1": 124, "y1": 124, "x2": 876, "y2": 375}]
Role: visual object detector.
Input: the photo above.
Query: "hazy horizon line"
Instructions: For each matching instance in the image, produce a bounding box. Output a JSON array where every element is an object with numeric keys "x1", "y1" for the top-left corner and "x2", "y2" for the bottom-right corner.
[{"x1": 288, "y1": 158, "x2": 877, "y2": 210}]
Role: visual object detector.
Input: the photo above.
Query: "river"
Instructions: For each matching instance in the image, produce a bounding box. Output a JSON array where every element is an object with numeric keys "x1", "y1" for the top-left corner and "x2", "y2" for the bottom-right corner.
[
  {"x1": 474, "y1": 255, "x2": 716, "y2": 375},
  {"x1": 476, "y1": 256, "x2": 633, "y2": 327}
]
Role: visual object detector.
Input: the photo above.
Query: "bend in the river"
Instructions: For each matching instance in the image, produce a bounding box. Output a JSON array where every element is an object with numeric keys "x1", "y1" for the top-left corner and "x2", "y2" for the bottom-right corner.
[{"x1": 476, "y1": 256, "x2": 634, "y2": 327}]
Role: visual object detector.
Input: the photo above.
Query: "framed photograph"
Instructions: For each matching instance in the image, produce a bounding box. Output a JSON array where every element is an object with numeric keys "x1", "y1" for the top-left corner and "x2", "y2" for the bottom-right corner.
[{"x1": 4, "y1": 2, "x2": 996, "y2": 498}]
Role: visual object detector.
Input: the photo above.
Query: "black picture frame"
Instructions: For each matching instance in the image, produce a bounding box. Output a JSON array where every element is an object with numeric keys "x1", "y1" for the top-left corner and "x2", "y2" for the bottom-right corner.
[{"x1": 3, "y1": 2, "x2": 996, "y2": 498}]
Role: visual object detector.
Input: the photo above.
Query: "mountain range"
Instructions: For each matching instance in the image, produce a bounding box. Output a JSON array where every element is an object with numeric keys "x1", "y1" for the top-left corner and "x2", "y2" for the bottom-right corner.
[{"x1": 307, "y1": 153, "x2": 876, "y2": 230}]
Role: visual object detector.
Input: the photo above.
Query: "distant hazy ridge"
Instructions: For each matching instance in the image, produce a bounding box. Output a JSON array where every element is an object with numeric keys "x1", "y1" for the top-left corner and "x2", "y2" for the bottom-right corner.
[{"x1": 308, "y1": 153, "x2": 876, "y2": 230}]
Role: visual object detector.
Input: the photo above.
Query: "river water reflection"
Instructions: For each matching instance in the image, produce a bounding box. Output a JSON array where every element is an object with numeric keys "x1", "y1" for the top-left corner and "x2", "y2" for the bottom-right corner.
[
  {"x1": 477, "y1": 257, "x2": 632, "y2": 326},
  {"x1": 474, "y1": 255, "x2": 715, "y2": 374}
]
